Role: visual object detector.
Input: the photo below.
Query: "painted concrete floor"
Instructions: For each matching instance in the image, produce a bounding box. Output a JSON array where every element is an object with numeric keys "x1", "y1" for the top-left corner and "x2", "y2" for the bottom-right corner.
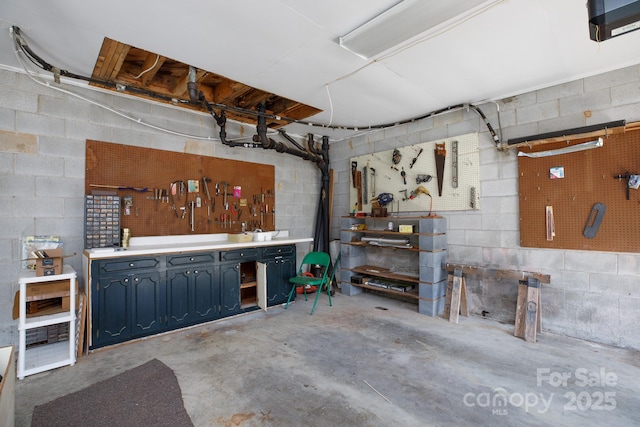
[{"x1": 14, "y1": 291, "x2": 640, "y2": 427}]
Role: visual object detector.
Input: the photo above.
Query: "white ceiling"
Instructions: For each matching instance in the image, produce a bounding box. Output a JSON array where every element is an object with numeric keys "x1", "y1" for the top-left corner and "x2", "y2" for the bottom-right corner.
[{"x1": 2, "y1": 0, "x2": 640, "y2": 140}]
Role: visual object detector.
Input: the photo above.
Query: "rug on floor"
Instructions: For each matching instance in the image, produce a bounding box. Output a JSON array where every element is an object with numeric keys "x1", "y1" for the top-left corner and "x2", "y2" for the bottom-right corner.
[{"x1": 31, "y1": 358, "x2": 193, "y2": 427}]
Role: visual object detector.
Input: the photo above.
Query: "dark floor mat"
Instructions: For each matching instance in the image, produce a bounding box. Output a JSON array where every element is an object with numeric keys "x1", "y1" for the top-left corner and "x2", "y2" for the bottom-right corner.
[{"x1": 31, "y1": 358, "x2": 193, "y2": 427}]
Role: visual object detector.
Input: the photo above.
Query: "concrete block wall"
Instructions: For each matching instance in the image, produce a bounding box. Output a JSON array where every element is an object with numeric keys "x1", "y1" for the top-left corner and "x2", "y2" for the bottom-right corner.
[
  {"x1": 330, "y1": 65, "x2": 640, "y2": 350},
  {"x1": 0, "y1": 69, "x2": 320, "y2": 348}
]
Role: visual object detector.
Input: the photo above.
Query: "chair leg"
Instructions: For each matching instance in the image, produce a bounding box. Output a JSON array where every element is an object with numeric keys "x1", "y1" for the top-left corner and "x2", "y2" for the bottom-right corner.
[
  {"x1": 285, "y1": 284, "x2": 297, "y2": 309},
  {"x1": 310, "y1": 280, "x2": 332, "y2": 315}
]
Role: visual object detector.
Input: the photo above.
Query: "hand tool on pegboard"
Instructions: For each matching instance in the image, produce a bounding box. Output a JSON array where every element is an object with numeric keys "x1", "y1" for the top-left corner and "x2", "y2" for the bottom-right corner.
[
  {"x1": 221, "y1": 182, "x2": 229, "y2": 210},
  {"x1": 613, "y1": 172, "x2": 639, "y2": 200},
  {"x1": 203, "y1": 177, "x2": 213, "y2": 221},
  {"x1": 363, "y1": 165, "x2": 368, "y2": 205},
  {"x1": 434, "y1": 143, "x2": 446, "y2": 197},
  {"x1": 409, "y1": 148, "x2": 423, "y2": 169},
  {"x1": 583, "y1": 203, "x2": 606, "y2": 238},
  {"x1": 90, "y1": 184, "x2": 150, "y2": 192},
  {"x1": 351, "y1": 161, "x2": 358, "y2": 188},
  {"x1": 370, "y1": 168, "x2": 376, "y2": 198},
  {"x1": 545, "y1": 206, "x2": 555, "y2": 241},
  {"x1": 355, "y1": 171, "x2": 363, "y2": 210},
  {"x1": 451, "y1": 141, "x2": 459, "y2": 188}
]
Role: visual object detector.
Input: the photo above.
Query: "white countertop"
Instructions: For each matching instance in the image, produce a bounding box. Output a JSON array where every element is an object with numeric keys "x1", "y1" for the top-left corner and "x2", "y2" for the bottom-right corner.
[{"x1": 83, "y1": 231, "x2": 313, "y2": 259}]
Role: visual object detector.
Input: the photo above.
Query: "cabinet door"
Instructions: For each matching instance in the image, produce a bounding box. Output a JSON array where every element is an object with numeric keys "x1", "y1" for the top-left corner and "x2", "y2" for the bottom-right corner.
[
  {"x1": 193, "y1": 266, "x2": 218, "y2": 320},
  {"x1": 279, "y1": 256, "x2": 296, "y2": 303},
  {"x1": 131, "y1": 271, "x2": 164, "y2": 338},
  {"x1": 264, "y1": 258, "x2": 283, "y2": 305},
  {"x1": 265, "y1": 255, "x2": 296, "y2": 306},
  {"x1": 220, "y1": 263, "x2": 241, "y2": 317},
  {"x1": 166, "y1": 269, "x2": 191, "y2": 328},
  {"x1": 94, "y1": 275, "x2": 131, "y2": 348}
]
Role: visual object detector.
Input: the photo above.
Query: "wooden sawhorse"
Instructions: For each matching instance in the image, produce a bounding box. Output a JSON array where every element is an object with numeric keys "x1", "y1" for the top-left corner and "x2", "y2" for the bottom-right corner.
[{"x1": 442, "y1": 263, "x2": 551, "y2": 343}]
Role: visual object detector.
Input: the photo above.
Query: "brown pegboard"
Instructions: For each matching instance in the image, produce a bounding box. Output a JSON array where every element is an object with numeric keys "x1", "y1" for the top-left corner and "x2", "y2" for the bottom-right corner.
[
  {"x1": 85, "y1": 140, "x2": 275, "y2": 237},
  {"x1": 518, "y1": 131, "x2": 640, "y2": 252}
]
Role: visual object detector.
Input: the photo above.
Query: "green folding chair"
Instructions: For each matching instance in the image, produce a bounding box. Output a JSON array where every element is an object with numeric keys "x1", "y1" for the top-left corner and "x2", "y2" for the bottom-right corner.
[{"x1": 285, "y1": 251, "x2": 332, "y2": 314}]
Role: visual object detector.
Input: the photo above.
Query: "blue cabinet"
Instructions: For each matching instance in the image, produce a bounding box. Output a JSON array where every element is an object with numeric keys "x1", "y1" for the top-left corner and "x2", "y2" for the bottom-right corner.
[
  {"x1": 220, "y1": 262, "x2": 241, "y2": 316},
  {"x1": 91, "y1": 257, "x2": 164, "y2": 349},
  {"x1": 131, "y1": 271, "x2": 164, "y2": 338},
  {"x1": 89, "y1": 244, "x2": 297, "y2": 349},
  {"x1": 262, "y1": 245, "x2": 296, "y2": 306},
  {"x1": 166, "y1": 252, "x2": 219, "y2": 328}
]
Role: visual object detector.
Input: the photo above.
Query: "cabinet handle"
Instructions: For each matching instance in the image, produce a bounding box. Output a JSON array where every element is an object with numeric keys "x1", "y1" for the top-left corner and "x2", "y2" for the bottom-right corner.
[
  {"x1": 124, "y1": 278, "x2": 129, "y2": 283},
  {"x1": 190, "y1": 257, "x2": 194, "y2": 261},
  {"x1": 134, "y1": 277, "x2": 139, "y2": 282},
  {"x1": 194, "y1": 270, "x2": 198, "y2": 274},
  {"x1": 129, "y1": 263, "x2": 135, "y2": 267},
  {"x1": 186, "y1": 270, "x2": 190, "y2": 275}
]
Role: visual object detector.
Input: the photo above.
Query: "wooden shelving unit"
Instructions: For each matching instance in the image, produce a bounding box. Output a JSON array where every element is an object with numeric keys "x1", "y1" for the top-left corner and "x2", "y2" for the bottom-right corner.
[{"x1": 340, "y1": 215, "x2": 448, "y2": 316}]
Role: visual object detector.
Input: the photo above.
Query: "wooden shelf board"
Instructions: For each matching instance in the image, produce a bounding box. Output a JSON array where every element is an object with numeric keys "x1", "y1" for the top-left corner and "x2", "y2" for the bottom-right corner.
[
  {"x1": 349, "y1": 282, "x2": 420, "y2": 299},
  {"x1": 342, "y1": 229, "x2": 444, "y2": 236},
  {"x1": 240, "y1": 281, "x2": 257, "y2": 289},
  {"x1": 344, "y1": 242, "x2": 420, "y2": 252},
  {"x1": 350, "y1": 265, "x2": 420, "y2": 284}
]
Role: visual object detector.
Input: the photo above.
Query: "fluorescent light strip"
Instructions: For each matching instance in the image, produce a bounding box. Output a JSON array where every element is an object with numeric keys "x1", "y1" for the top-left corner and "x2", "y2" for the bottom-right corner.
[
  {"x1": 517, "y1": 138, "x2": 604, "y2": 158},
  {"x1": 339, "y1": 0, "x2": 499, "y2": 59}
]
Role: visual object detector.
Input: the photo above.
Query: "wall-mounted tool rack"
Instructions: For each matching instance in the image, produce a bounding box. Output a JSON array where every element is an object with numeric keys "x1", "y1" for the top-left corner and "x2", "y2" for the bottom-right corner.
[
  {"x1": 518, "y1": 128, "x2": 640, "y2": 252},
  {"x1": 349, "y1": 133, "x2": 480, "y2": 214},
  {"x1": 85, "y1": 140, "x2": 275, "y2": 238}
]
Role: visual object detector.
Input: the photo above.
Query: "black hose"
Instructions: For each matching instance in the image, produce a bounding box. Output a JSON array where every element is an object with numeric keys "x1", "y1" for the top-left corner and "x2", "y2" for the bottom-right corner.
[{"x1": 12, "y1": 25, "x2": 501, "y2": 144}]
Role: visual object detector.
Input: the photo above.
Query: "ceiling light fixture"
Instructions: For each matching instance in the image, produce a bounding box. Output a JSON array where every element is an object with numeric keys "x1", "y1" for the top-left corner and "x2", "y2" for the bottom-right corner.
[{"x1": 339, "y1": 0, "x2": 502, "y2": 59}]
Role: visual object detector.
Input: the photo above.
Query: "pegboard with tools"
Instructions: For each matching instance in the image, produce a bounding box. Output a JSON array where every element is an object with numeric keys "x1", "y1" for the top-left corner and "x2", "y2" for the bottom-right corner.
[
  {"x1": 518, "y1": 129, "x2": 640, "y2": 252},
  {"x1": 349, "y1": 133, "x2": 480, "y2": 214},
  {"x1": 85, "y1": 140, "x2": 275, "y2": 240}
]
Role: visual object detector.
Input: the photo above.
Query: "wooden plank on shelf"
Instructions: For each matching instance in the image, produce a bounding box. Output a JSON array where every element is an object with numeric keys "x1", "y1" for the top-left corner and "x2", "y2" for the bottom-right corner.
[
  {"x1": 350, "y1": 282, "x2": 420, "y2": 300},
  {"x1": 240, "y1": 281, "x2": 257, "y2": 289},
  {"x1": 351, "y1": 265, "x2": 420, "y2": 284}
]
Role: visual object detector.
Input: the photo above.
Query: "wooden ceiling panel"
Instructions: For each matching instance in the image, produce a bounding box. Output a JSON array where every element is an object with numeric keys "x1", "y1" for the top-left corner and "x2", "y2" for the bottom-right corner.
[{"x1": 91, "y1": 37, "x2": 321, "y2": 127}]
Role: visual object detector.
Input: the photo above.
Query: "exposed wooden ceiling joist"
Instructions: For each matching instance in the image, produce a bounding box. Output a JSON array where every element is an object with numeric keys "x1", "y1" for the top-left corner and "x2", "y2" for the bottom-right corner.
[{"x1": 90, "y1": 37, "x2": 321, "y2": 127}]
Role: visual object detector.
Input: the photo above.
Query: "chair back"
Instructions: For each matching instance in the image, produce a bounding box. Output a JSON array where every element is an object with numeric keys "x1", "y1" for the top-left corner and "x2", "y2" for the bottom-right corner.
[{"x1": 299, "y1": 251, "x2": 331, "y2": 277}]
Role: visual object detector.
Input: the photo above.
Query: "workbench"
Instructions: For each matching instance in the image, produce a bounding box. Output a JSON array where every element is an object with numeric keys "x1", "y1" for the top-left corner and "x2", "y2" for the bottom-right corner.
[{"x1": 82, "y1": 232, "x2": 312, "y2": 350}]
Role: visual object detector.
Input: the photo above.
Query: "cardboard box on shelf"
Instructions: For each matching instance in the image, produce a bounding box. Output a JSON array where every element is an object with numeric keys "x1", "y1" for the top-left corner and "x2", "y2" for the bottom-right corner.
[
  {"x1": 34, "y1": 248, "x2": 63, "y2": 276},
  {"x1": 12, "y1": 278, "x2": 79, "y2": 319}
]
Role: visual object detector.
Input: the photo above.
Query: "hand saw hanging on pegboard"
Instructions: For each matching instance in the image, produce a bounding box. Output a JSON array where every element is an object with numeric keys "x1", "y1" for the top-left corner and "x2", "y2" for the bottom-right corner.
[{"x1": 434, "y1": 143, "x2": 446, "y2": 196}]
